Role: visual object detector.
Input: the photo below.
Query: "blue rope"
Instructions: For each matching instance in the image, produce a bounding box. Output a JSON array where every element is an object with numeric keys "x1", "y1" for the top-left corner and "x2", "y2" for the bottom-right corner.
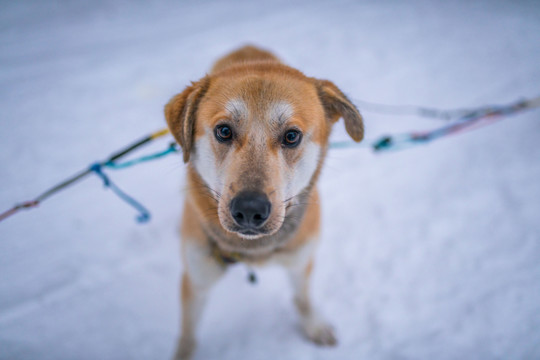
[
  {"x1": 328, "y1": 140, "x2": 371, "y2": 150},
  {"x1": 105, "y1": 143, "x2": 179, "y2": 169},
  {"x1": 87, "y1": 143, "x2": 181, "y2": 224},
  {"x1": 89, "y1": 163, "x2": 150, "y2": 223}
]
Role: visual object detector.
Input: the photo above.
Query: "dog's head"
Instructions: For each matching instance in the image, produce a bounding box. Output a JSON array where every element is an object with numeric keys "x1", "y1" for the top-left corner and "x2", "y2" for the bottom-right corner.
[{"x1": 165, "y1": 63, "x2": 363, "y2": 240}]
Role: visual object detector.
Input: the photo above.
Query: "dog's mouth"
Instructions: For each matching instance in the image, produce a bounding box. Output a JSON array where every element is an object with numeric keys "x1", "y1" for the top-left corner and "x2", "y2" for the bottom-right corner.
[
  {"x1": 223, "y1": 222, "x2": 274, "y2": 239},
  {"x1": 236, "y1": 228, "x2": 268, "y2": 240},
  {"x1": 221, "y1": 216, "x2": 282, "y2": 240},
  {"x1": 217, "y1": 190, "x2": 285, "y2": 240},
  {"x1": 239, "y1": 228, "x2": 261, "y2": 236}
]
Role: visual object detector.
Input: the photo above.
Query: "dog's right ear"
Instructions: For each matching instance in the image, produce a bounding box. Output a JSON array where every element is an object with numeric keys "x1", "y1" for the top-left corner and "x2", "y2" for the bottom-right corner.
[{"x1": 164, "y1": 77, "x2": 210, "y2": 163}]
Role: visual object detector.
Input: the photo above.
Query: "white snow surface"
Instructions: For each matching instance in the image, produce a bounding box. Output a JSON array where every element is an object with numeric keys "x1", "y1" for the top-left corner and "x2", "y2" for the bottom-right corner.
[{"x1": 1, "y1": 1, "x2": 540, "y2": 359}]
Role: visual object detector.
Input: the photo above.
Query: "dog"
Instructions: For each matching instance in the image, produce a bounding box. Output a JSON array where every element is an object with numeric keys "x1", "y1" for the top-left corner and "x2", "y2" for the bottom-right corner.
[{"x1": 165, "y1": 45, "x2": 364, "y2": 359}]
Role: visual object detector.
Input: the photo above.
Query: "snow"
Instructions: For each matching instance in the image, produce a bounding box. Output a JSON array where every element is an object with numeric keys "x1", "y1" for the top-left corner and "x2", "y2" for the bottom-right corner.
[{"x1": 1, "y1": 1, "x2": 540, "y2": 359}]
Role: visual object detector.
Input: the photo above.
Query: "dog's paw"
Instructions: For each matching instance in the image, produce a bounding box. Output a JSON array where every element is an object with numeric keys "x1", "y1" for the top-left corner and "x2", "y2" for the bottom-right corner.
[
  {"x1": 301, "y1": 318, "x2": 338, "y2": 346},
  {"x1": 173, "y1": 336, "x2": 196, "y2": 360}
]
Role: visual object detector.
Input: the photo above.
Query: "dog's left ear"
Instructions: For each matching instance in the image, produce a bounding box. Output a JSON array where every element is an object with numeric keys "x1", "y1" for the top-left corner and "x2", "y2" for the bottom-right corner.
[
  {"x1": 316, "y1": 79, "x2": 364, "y2": 142},
  {"x1": 164, "y1": 77, "x2": 210, "y2": 163}
]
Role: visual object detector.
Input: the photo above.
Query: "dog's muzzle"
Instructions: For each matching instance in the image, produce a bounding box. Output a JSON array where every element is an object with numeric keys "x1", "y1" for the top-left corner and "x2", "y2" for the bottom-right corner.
[{"x1": 229, "y1": 191, "x2": 271, "y2": 234}]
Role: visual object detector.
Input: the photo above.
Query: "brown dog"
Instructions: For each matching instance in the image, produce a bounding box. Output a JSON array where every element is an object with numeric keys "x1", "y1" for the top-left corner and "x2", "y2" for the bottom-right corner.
[{"x1": 165, "y1": 45, "x2": 364, "y2": 359}]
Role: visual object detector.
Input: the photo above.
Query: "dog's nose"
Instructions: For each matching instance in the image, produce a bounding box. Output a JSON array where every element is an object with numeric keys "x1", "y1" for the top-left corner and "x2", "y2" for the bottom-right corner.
[{"x1": 230, "y1": 191, "x2": 271, "y2": 229}]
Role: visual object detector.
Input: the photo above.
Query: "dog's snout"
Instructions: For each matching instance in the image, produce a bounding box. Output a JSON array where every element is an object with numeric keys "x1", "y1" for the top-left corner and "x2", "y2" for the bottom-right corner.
[{"x1": 230, "y1": 191, "x2": 271, "y2": 229}]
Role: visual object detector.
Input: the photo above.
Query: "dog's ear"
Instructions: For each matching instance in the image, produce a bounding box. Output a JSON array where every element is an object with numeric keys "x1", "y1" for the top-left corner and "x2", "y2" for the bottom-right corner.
[
  {"x1": 164, "y1": 77, "x2": 210, "y2": 163},
  {"x1": 316, "y1": 79, "x2": 364, "y2": 142}
]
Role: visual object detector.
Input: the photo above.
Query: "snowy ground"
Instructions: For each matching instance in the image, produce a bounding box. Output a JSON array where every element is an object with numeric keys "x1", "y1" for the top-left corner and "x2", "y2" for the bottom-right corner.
[{"x1": 1, "y1": 1, "x2": 540, "y2": 359}]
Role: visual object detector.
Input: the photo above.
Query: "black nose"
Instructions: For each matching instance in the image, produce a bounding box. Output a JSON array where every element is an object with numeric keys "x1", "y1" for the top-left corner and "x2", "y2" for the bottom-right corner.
[{"x1": 230, "y1": 191, "x2": 271, "y2": 229}]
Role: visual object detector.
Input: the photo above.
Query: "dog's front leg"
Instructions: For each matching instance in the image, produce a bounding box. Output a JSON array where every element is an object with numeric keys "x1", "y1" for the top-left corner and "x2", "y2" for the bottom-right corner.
[
  {"x1": 286, "y1": 252, "x2": 337, "y2": 346},
  {"x1": 173, "y1": 242, "x2": 225, "y2": 360}
]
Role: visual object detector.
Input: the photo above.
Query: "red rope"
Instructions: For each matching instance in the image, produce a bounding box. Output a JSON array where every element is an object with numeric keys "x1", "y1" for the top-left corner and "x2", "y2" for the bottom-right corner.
[{"x1": 0, "y1": 201, "x2": 40, "y2": 222}]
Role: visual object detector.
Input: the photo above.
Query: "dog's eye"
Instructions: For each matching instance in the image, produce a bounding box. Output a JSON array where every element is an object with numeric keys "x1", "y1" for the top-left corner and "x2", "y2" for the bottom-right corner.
[
  {"x1": 215, "y1": 125, "x2": 233, "y2": 142},
  {"x1": 282, "y1": 129, "x2": 302, "y2": 148}
]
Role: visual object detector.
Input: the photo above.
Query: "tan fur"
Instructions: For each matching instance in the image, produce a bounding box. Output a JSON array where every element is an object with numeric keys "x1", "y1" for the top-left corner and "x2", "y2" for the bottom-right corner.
[
  {"x1": 210, "y1": 45, "x2": 280, "y2": 74},
  {"x1": 165, "y1": 45, "x2": 363, "y2": 359}
]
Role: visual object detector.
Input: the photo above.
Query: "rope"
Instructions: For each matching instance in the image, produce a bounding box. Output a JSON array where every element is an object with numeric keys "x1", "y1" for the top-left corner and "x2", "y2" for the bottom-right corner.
[
  {"x1": 1, "y1": 96, "x2": 538, "y2": 224},
  {"x1": 0, "y1": 201, "x2": 39, "y2": 222},
  {"x1": 365, "y1": 96, "x2": 540, "y2": 152},
  {"x1": 0, "y1": 129, "x2": 171, "y2": 223},
  {"x1": 352, "y1": 98, "x2": 470, "y2": 120},
  {"x1": 89, "y1": 163, "x2": 150, "y2": 223},
  {"x1": 105, "y1": 143, "x2": 178, "y2": 169}
]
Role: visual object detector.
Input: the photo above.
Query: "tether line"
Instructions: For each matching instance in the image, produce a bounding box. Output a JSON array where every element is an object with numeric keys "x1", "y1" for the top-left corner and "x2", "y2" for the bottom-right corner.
[{"x1": 1, "y1": 96, "x2": 538, "y2": 224}]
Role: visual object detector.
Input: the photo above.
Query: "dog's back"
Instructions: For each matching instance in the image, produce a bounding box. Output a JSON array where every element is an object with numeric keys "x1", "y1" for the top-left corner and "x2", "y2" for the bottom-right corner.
[{"x1": 210, "y1": 45, "x2": 280, "y2": 74}]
